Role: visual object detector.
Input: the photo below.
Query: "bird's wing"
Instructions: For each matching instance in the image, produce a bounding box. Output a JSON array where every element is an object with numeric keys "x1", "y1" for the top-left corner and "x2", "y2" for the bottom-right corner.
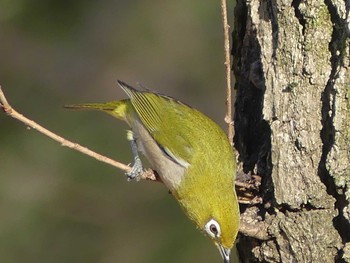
[{"x1": 118, "y1": 81, "x2": 194, "y2": 167}]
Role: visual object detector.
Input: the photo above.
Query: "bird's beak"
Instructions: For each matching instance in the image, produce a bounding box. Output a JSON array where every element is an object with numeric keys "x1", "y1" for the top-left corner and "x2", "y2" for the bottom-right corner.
[{"x1": 218, "y1": 245, "x2": 231, "y2": 263}]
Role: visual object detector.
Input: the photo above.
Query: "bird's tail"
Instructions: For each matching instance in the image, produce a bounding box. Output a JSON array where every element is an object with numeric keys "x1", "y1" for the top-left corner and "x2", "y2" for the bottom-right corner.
[{"x1": 64, "y1": 100, "x2": 130, "y2": 120}]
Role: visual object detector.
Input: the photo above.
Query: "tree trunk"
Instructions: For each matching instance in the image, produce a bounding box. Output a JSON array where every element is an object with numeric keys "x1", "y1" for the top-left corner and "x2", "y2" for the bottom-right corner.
[{"x1": 233, "y1": 0, "x2": 349, "y2": 262}]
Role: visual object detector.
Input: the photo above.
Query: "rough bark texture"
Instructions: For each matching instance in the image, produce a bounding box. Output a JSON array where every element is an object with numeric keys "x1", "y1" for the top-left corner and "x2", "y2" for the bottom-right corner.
[{"x1": 233, "y1": 0, "x2": 349, "y2": 262}]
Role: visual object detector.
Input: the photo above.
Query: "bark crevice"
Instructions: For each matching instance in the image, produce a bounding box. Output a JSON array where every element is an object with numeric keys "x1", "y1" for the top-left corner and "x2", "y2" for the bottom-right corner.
[
  {"x1": 320, "y1": 0, "x2": 350, "y2": 246},
  {"x1": 291, "y1": 0, "x2": 306, "y2": 35}
]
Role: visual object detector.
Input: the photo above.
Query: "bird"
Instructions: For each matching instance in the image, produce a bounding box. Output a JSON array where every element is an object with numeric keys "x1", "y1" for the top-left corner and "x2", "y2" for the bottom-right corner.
[{"x1": 65, "y1": 80, "x2": 239, "y2": 263}]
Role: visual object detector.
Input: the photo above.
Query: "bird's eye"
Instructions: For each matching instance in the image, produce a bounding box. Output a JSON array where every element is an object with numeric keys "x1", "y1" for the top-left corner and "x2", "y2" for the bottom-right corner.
[
  {"x1": 204, "y1": 219, "x2": 221, "y2": 238},
  {"x1": 210, "y1": 224, "x2": 218, "y2": 235}
]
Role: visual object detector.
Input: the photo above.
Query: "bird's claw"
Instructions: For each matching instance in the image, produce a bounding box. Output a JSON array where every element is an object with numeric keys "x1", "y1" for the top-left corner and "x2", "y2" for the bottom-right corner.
[{"x1": 126, "y1": 157, "x2": 143, "y2": 181}]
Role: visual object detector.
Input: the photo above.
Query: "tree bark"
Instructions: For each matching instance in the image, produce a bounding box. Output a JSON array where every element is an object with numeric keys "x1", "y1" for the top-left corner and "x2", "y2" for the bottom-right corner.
[{"x1": 233, "y1": 0, "x2": 349, "y2": 262}]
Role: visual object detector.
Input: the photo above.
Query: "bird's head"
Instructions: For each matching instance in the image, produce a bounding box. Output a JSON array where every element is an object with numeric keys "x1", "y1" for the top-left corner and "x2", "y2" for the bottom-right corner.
[
  {"x1": 203, "y1": 215, "x2": 238, "y2": 263},
  {"x1": 177, "y1": 176, "x2": 240, "y2": 263}
]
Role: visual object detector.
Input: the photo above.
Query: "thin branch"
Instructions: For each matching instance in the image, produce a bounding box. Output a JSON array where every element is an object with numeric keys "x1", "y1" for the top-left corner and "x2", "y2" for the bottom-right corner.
[
  {"x1": 221, "y1": 0, "x2": 234, "y2": 145},
  {"x1": 0, "y1": 86, "x2": 157, "y2": 181}
]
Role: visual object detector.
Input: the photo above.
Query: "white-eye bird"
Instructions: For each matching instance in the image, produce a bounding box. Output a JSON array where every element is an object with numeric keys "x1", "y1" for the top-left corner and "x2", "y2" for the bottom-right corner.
[{"x1": 66, "y1": 81, "x2": 240, "y2": 263}]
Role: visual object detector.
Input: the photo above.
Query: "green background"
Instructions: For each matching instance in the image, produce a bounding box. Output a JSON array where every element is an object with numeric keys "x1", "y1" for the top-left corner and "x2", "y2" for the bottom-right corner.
[{"x1": 0, "y1": 1, "x2": 232, "y2": 262}]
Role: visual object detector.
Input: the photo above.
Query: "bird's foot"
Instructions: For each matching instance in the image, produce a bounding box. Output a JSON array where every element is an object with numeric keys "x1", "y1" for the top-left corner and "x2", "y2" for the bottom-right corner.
[{"x1": 126, "y1": 157, "x2": 143, "y2": 181}]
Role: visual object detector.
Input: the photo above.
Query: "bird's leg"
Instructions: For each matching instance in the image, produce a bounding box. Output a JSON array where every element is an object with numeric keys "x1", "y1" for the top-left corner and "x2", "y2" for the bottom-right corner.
[{"x1": 126, "y1": 130, "x2": 143, "y2": 181}]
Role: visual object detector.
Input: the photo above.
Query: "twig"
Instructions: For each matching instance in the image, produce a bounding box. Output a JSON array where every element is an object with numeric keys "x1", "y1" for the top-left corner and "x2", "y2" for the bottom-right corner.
[
  {"x1": 0, "y1": 86, "x2": 157, "y2": 181},
  {"x1": 221, "y1": 0, "x2": 234, "y2": 145}
]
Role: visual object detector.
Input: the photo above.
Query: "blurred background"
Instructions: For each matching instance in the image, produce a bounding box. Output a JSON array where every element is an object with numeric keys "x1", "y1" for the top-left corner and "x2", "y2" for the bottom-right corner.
[{"x1": 0, "y1": 1, "x2": 233, "y2": 262}]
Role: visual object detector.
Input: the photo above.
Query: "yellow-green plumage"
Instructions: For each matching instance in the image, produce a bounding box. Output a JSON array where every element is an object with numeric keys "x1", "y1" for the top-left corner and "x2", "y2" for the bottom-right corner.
[{"x1": 66, "y1": 81, "x2": 239, "y2": 262}]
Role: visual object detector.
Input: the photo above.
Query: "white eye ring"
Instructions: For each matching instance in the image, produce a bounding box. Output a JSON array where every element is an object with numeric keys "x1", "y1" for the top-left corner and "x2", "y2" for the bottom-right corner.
[{"x1": 204, "y1": 219, "x2": 221, "y2": 238}]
